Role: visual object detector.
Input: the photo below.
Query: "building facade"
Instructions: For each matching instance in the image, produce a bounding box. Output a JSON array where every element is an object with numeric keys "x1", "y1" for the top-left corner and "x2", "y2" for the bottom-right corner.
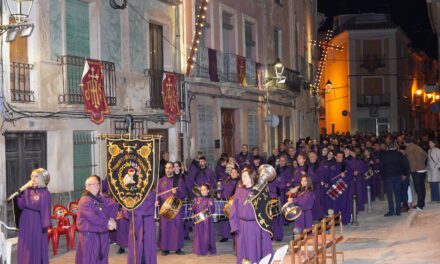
[
  {"x1": 183, "y1": 0, "x2": 319, "y2": 166},
  {"x1": 319, "y1": 13, "x2": 437, "y2": 135}
]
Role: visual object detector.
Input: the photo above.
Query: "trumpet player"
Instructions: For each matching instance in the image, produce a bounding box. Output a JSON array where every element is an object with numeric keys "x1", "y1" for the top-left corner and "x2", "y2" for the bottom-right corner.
[{"x1": 16, "y1": 168, "x2": 51, "y2": 264}]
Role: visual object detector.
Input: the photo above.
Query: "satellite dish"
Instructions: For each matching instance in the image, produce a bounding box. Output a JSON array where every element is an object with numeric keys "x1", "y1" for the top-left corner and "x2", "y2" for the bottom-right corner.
[{"x1": 264, "y1": 114, "x2": 279, "y2": 128}]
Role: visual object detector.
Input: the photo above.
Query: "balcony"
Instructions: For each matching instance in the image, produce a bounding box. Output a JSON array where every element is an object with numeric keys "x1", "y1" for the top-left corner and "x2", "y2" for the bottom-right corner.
[
  {"x1": 58, "y1": 55, "x2": 117, "y2": 105},
  {"x1": 357, "y1": 94, "x2": 390, "y2": 107},
  {"x1": 146, "y1": 69, "x2": 184, "y2": 110},
  {"x1": 10, "y1": 62, "x2": 34, "y2": 102},
  {"x1": 193, "y1": 46, "x2": 258, "y2": 87},
  {"x1": 360, "y1": 54, "x2": 385, "y2": 73}
]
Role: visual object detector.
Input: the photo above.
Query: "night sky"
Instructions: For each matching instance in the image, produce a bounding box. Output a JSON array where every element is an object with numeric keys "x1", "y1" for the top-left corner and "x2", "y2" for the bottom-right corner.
[{"x1": 318, "y1": 0, "x2": 437, "y2": 58}]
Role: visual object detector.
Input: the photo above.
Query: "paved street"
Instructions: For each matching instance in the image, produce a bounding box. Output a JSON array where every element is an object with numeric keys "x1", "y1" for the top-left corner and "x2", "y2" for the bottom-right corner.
[{"x1": 9, "y1": 197, "x2": 440, "y2": 264}]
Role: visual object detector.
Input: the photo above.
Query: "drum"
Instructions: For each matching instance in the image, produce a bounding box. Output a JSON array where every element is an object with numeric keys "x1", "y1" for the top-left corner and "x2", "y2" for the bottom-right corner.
[
  {"x1": 212, "y1": 200, "x2": 227, "y2": 222},
  {"x1": 269, "y1": 199, "x2": 281, "y2": 218},
  {"x1": 159, "y1": 194, "x2": 182, "y2": 220},
  {"x1": 223, "y1": 196, "x2": 234, "y2": 219},
  {"x1": 191, "y1": 209, "x2": 211, "y2": 224},
  {"x1": 364, "y1": 168, "x2": 375, "y2": 180},
  {"x1": 181, "y1": 200, "x2": 192, "y2": 220},
  {"x1": 192, "y1": 185, "x2": 201, "y2": 197},
  {"x1": 326, "y1": 179, "x2": 348, "y2": 200},
  {"x1": 281, "y1": 202, "x2": 302, "y2": 221}
]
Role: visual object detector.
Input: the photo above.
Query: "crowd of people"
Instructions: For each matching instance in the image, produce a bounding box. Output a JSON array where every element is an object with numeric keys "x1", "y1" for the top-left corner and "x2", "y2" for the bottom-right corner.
[{"x1": 14, "y1": 131, "x2": 440, "y2": 264}]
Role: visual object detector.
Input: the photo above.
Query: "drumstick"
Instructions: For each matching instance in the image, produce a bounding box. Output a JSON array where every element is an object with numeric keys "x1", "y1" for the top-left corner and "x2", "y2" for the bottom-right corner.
[
  {"x1": 331, "y1": 170, "x2": 347, "y2": 181},
  {"x1": 157, "y1": 187, "x2": 179, "y2": 197}
]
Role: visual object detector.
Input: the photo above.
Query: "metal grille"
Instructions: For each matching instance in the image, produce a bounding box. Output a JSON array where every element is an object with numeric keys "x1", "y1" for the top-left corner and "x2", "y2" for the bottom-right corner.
[
  {"x1": 113, "y1": 120, "x2": 146, "y2": 135},
  {"x1": 10, "y1": 62, "x2": 34, "y2": 102},
  {"x1": 198, "y1": 105, "x2": 215, "y2": 168},
  {"x1": 58, "y1": 55, "x2": 117, "y2": 105}
]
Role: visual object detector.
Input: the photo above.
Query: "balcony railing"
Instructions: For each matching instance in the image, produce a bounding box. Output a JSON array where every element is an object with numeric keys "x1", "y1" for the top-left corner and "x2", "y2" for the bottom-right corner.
[
  {"x1": 146, "y1": 69, "x2": 184, "y2": 110},
  {"x1": 10, "y1": 62, "x2": 34, "y2": 102},
  {"x1": 357, "y1": 94, "x2": 390, "y2": 107},
  {"x1": 58, "y1": 55, "x2": 117, "y2": 105}
]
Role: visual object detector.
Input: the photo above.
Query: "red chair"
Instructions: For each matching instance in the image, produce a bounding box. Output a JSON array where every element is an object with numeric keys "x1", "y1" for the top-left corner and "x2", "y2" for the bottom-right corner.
[{"x1": 49, "y1": 204, "x2": 73, "y2": 255}]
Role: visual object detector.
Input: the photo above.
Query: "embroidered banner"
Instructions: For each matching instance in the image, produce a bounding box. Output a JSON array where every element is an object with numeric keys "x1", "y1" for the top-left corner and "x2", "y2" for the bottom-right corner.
[
  {"x1": 256, "y1": 62, "x2": 263, "y2": 90},
  {"x1": 106, "y1": 139, "x2": 154, "y2": 210},
  {"x1": 237, "y1": 55, "x2": 247, "y2": 86},
  {"x1": 251, "y1": 185, "x2": 273, "y2": 237},
  {"x1": 162, "y1": 72, "x2": 179, "y2": 125},
  {"x1": 81, "y1": 60, "x2": 109, "y2": 124},
  {"x1": 208, "y1": 48, "x2": 219, "y2": 82}
]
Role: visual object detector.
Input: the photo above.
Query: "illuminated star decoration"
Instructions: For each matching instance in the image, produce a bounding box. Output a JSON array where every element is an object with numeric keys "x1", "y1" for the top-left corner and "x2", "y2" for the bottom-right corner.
[
  {"x1": 186, "y1": 0, "x2": 210, "y2": 76},
  {"x1": 310, "y1": 30, "x2": 343, "y2": 97}
]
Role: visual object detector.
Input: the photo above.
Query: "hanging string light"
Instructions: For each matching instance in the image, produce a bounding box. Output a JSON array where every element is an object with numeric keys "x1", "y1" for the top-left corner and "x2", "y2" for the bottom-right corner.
[
  {"x1": 186, "y1": 0, "x2": 209, "y2": 75},
  {"x1": 309, "y1": 30, "x2": 343, "y2": 97}
]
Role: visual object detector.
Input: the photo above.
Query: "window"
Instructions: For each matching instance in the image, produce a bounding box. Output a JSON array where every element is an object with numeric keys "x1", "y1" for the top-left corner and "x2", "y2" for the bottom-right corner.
[
  {"x1": 248, "y1": 111, "x2": 259, "y2": 149},
  {"x1": 245, "y1": 21, "x2": 256, "y2": 60},
  {"x1": 198, "y1": 105, "x2": 215, "y2": 168},
  {"x1": 195, "y1": 0, "x2": 209, "y2": 46},
  {"x1": 73, "y1": 131, "x2": 96, "y2": 199},
  {"x1": 274, "y1": 29, "x2": 282, "y2": 60},
  {"x1": 222, "y1": 11, "x2": 234, "y2": 54},
  {"x1": 361, "y1": 39, "x2": 384, "y2": 73},
  {"x1": 149, "y1": 23, "x2": 164, "y2": 109}
]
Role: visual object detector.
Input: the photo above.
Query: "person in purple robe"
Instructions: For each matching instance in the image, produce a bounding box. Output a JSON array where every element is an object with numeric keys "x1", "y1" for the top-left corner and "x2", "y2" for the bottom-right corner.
[
  {"x1": 76, "y1": 175, "x2": 118, "y2": 264},
  {"x1": 324, "y1": 152, "x2": 352, "y2": 225},
  {"x1": 251, "y1": 156, "x2": 263, "y2": 171},
  {"x1": 173, "y1": 161, "x2": 192, "y2": 240},
  {"x1": 371, "y1": 143, "x2": 383, "y2": 198},
  {"x1": 192, "y1": 184, "x2": 216, "y2": 255},
  {"x1": 251, "y1": 147, "x2": 266, "y2": 164},
  {"x1": 287, "y1": 147, "x2": 297, "y2": 166},
  {"x1": 126, "y1": 189, "x2": 157, "y2": 264},
  {"x1": 307, "y1": 152, "x2": 327, "y2": 220},
  {"x1": 188, "y1": 157, "x2": 217, "y2": 196},
  {"x1": 285, "y1": 153, "x2": 308, "y2": 190},
  {"x1": 100, "y1": 177, "x2": 128, "y2": 252},
  {"x1": 267, "y1": 171, "x2": 284, "y2": 241},
  {"x1": 276, "y1": 155, "x2": 291, "y2": 216},
  {"x1": 268, "y1": 147, "x2": 280, "y2": 167},
  {"x1": 215, "y1": 157, "x2": 228, "y2": 182},
  {"x1": 16, "y1": 168, "x2": 51, "y2": 264},
  {"x1": 344, "y1": 147, "x2": 368, "y2": 212},
  {"x1": 229, "y1": 168, "x2": 272, "y2": 264},
  {"x1": 235, "y1": 144, "x2": 252, "y2": 169},
  {"x1": 218, "y1": 168, "x2": 240, "y2": 242},
  {"x1": 288, "y1": 175, "x2": 315, "y2": 235},
  {"x1": 157, "y1": 162, "x2": 186, "y2": 255}
]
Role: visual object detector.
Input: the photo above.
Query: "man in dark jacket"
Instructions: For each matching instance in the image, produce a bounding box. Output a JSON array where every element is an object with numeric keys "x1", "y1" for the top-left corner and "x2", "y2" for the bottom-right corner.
[{"x1": 380, "y1": 142, "x2": 409, "y2": 216}]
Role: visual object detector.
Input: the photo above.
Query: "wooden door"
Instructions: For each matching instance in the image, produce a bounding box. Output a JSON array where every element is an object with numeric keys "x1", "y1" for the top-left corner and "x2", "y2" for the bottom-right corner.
[
  {"x1": 221, "y1": 109, "x2": 235, "y2": 156},
  {"x1": 5, "y1": 132, "x2": 46, "y2": 226}
]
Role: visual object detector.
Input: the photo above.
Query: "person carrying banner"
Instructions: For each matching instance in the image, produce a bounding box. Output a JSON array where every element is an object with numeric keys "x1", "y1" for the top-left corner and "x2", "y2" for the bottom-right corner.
[
  {"x1": 229, "y1": 167, "x2": 272, "y2": 264},
  {"x1": 16, "y1": 168, "x2": 51, "y2": 264},
  {"x1": 75, "y1": 175, "x2": 118, "y2": 264}
]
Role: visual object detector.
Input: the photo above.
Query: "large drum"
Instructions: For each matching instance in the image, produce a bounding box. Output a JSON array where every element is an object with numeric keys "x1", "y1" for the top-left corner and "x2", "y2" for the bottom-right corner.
[
  {"x1": 181, "y1": 199, "x2": 193, "y2": 220},
  {"x1": 326, "y1": 179, "x2": 348, "y2": 200},
  {"x1": 191, "y1": 209, "x2": 211, "y2": 224},
  {"x1": 212, "y1": 200, "x2": 228, "y2": 222},
  {"x1": 223, "y1": 196, "x2": 234, "y2": 219},
  {"x1": 269, "y1": 199, "x2": 281, "y2": 218},
  {"x1": 159, "y1": 194, "x2": 182, "y2": 220},
  {"x1": 281, "y1": 202, "x2": 302, "y2": 221}
]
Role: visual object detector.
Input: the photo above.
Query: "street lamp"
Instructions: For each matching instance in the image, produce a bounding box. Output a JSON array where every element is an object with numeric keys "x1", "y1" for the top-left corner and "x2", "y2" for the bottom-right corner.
[
  {"x1": 325, "y1": 80, "x2": 333, "y2": 93},
  {"x1": 1, "y1": 0, "x2": 35, "y2": 42}
]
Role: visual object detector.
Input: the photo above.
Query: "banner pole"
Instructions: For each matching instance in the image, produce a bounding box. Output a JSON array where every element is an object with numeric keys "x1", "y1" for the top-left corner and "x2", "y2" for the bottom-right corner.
[{"x1": 131, "y1": 210, "x2": 136, "y2": 264}]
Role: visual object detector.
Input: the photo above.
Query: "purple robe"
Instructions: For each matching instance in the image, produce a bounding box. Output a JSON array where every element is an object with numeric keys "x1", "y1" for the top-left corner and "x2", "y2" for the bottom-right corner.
[
  {"x1": 293, "y1": 190, "x2": 315, "y2": 233},
  {"x1": 267, "y1": 177, "x2": 284, "y2": 241},
  {"x1": 188, "y1": 167, "x2": 217, "y2": 190},
  {"x1": 192, "y1": 197, "x2": 216, "y2": 255},
  {"x1": 235, "y1": 152, "x2": 251, "y2": 169},
  {"x1": 218, "y1": 178, "x2": 238, "y2": 239},
  {"x1": 17, "y1": 188, "x2": 51, "y2": 264},
  {"x1": 116, "y1": 214, "x2": 130, "y2": 248},
  {"x1": 324, "y1": 161, "x2": 352, "y2": 225},
  {"x1": 229, "y1": 186, "x2": 272, "y2": 264},
  {"x1": 157, "y1": 176, "x2": 185, "y2": 251},
  {"x1": 215, "y1": 163, "x2": 228, "y2": 182},
  {"x1": 100, "y1": 178, "x2": 117, "y2": 243},
  {"x1": 76, "y1": 193, "x2": 118, "y2": 264},
  {"x1": 307, "y1": 162, "x2": 326, "y2": 220},
  {"x1": 370, "y1": 151, "x2": 382, "y2": 198},
  {"x1": 346, "y1": 157, "x2": 368, "y2": 212},
  {"x1": 127, "y1": 190, "x2": 157, "y2": 264}
]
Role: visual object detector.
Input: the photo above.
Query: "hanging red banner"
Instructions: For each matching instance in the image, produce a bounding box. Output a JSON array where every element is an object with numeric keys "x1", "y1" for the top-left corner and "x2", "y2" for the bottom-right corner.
[
  {"x1": 237, "y1": 55, "x2": 247, "y2": 86},
  {"x1": 81, "y1": 60, "x2": 109, "y2": 124},
  {"x1": 162, "y1": 72, "x2": 179, "y2": 125}
]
